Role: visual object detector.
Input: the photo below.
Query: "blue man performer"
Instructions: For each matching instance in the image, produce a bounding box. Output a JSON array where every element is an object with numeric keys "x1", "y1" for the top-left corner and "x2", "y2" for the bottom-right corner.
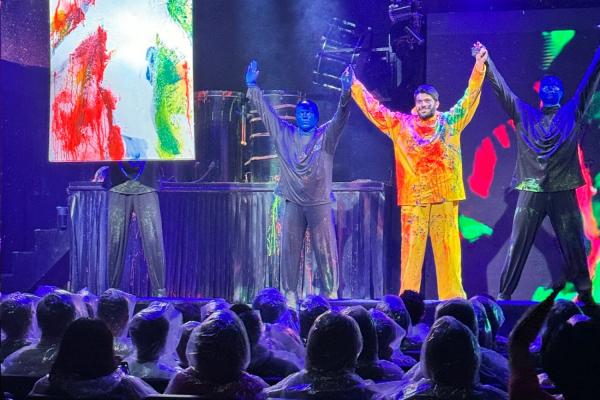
[{"x1": 245, "y1": 60, "x2": 352, "y2": 306}]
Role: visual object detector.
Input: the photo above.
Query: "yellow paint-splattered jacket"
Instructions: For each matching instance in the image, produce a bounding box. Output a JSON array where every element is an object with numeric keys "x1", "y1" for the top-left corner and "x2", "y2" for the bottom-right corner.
[{"x1": 351, "y1": 64, "x2": 485, "y2": 205}]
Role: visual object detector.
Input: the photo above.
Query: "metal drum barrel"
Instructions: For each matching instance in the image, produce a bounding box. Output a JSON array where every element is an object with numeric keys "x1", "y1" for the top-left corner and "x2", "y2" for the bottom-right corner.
[
  {"x1": 245, "y1": 90, "x2": 302, "y2": 182},
  {"x1": 194, "y1": 90, "x2": 244, "y2": 182}
]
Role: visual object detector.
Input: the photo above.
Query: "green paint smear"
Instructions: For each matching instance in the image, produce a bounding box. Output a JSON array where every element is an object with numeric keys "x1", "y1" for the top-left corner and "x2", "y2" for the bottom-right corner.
[
  {"x1": 593, "y1": 200, "x2": 600, "y2": 229},
  {"x1": 593, "y1": 261, "x2": 600, "y2": 302},
  {"x1": 531, "y1": 282, "x2": 577, "y2": 302},
  {"x1": 167, "y1": 0, "x2": 193, "y2": 39},
  {"x1": 532, "y1": 278, "x2": 600, "y2": 303},
  {"x1": 516, "y1": 178, "x2": 543, "y2": 192},
  {"x1": 541, "y1": 30, "x2": 575, "y2": 70},
  {"x1": 594, "y1": 172, "x2": 600, "y2": 190},
  {"x1": 153, "y1": 38, "x2": 186, "y2": 158},
  {"x1": 267, "y1": 194, "x2": 283, "y2": 257},
  {"x1": 458, "y1": 214, "x2": 493, "y2": 243}
]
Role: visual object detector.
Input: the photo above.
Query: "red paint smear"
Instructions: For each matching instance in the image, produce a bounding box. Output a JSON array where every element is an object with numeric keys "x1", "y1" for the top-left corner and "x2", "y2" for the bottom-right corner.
[
  {"x1": 468, "y1": 137, "x2": 497, "y2": 198},
  {"x1": 492, "y1": 124, "x2": 511, "y2": 149},
  {"x1": 575, "y1": 145, "x2": 600, "y2": 280},
  {"x1": 179, "y1": 61, "x2": 192, "y2": 132},
  {"x1": 507, "y1": 119, "x2": 516, "y2": 131},
  {"x1": 51, "y1": 27, "x2": 124, "y2": 161},
  {"x1": 51, "y1": 0, "x2": 95, "y2": 49},
  {"x1": 415, "y1": 141, "x2": 447, "y2": 175}
]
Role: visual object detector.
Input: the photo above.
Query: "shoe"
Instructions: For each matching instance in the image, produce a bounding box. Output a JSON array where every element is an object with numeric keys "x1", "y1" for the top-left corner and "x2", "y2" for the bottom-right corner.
[
  {"x1": 578, "y1": 290, "x2": 596, "y2": 305},
  {"x1": 496, "y1": 293, "x2": 511, "y2": 301}
]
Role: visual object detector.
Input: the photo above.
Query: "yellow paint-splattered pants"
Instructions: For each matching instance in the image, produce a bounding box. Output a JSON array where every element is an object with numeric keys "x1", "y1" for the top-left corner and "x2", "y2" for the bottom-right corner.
[{"x1": 400, "y1": 201, "x2": 466, "y2": 300}]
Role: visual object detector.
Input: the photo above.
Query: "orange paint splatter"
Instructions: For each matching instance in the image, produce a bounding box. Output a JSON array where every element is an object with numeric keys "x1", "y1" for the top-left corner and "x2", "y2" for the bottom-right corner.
[{"x1": 51, "y1": 0, "x2": 96, "y2": 49}]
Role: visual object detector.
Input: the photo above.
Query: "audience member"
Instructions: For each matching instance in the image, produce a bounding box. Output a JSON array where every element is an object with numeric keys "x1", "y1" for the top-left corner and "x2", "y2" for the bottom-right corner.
[
  {"x1": 370, "y1": 308, "x2": 416, "y2": 370},
  {"x1": 400, "y1": 290, "x2": 429, "y2": 344},
  {"x1": 0, "y1": 293, "x2": 36, "y2": 362},
  {"x1": 165, "y1": 309, "x2": 268, "y2": 399},
  {"x1": 299, "y1": 295, "x2": 331, "y2": 342},
  {"x1": 230, "y1": 302, "x2": 300, "y2": 383},
  {"x1": 126, "y1": 301, "x2": 181, "y2": 379},
  {"x1": 2, "y1": 291, "x2": 76, "y2": 376},
  {"x1": 266, "y1": 311, "x2": 382, "y2": 399},
  {"x1": 342, "y1": 306, "x2": 405, "y2": 382},
  {"x1": 397, "y1": 316, "x2": 508, "y2": 399},
  {"x1": 29, "y1": 318, "x2": 156, "y2": 399},
  {"x1": 97, "y1": 288, "x2": 136, "y2": 361}
]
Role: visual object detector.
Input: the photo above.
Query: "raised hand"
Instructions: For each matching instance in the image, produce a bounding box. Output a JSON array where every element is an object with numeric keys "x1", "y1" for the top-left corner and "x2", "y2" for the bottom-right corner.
[
  {"x1": 246, "y1": 60, "x2": 259, "y2": 87},
  {"x1": 472, "y1": 41, "x2": 488, "y2": 64},
  {"x1": 340, "y1": 65, "x2": 354, "y2": 92}
]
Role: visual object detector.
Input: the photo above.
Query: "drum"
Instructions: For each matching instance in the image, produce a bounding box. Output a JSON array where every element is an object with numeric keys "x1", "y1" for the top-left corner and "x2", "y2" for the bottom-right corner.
[
  {"x1": 194, "y1": 90, "x2": 244, "y2": 182},
  {"x1": 244, "y1": 90, "x2": 302, "y2": 182}
]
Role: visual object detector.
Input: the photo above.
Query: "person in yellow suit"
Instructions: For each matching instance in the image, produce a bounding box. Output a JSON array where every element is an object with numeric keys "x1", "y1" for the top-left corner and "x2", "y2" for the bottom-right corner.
[{"x1": 349, "y1": 43, "x2": 488, "y2": 299}]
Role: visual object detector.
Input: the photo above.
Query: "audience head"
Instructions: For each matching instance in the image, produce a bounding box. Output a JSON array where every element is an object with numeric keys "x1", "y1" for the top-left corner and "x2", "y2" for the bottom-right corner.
[
  {"x1": 97, "y1": 289, "x2": 134, "y2": 338},
  {"x1": 470, "y1": 295, "x2": 505, "y2": 338},
  {"x1": 299, "y1": 295, "x2": 331, "y2": 341},
  {"x1": 37, "y1": 292, "x2": 76, "y2": 339},
  {"x1": 1, "y1": 293, "x2": 35, "y2": 340},
  {"x1": 370, "y1": 309, "x2": 402, "y2": 360},
  {"x1": 176, "y1": 320, "x2": 201, "y2": 368},
  {"x1": 470, "y1": 299, "x2": 493, "y2": 348},
  {"x1": 423, "y1": 316, "x2": 480, "y2": 388},
  {"x1": 200, "y1": 298, "x2": 229, "y2": 321},
  {"x1": 50, "y1": 318, "x2": 116, "y2": 381},
  {"x1": 306, "y1": 311, "x2": 362, "y2": 374},
  {"x1": 376, "y1": 295, "x2": 411, "y2": 332},
  {"x1": 434, "y1": 298, "x2": 478, "y2": 337},
  {"x1": 129, "y1": 302, "x2": 179, "y2": 363},
  {"x1": 542, "y1": 316, "x2": 600, "y2": 399},
  {"x1": 400, "y1": 290, "x2": 426, "y2": 326},
  {"x1": 342, "y1": 306, "x2": 379, "y2": 364},
  {"x1": 230, "y1": 303, "x2": 263, "y2": 349},
  {"x1": 187, "y1": 310, "x2": 250, "y2": 383},
  {"x1": 542, "y1": 299, "x2": 582, "y2": 346},
  {"x1": 252, "y1": 288, "x2": 287, "y2": 324}
]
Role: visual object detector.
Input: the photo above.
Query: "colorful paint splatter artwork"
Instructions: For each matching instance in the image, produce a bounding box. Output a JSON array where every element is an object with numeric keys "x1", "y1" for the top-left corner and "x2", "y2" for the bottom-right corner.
[{"x1": 49, "y1": 0, "x2": 194, "y2": 162}]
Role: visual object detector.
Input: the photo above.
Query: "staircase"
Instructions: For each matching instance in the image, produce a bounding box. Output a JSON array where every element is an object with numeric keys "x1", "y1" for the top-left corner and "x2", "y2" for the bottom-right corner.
[{"x1": 2, "y1": 228, "x2": 70, "y2": 293}]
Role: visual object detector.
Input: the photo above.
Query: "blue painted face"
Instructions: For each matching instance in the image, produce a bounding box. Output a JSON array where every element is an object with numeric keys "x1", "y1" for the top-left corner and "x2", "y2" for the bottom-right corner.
[
  {"x1": 295, "y1": 100, "x2": 319, "y2": 132},
  {"x1": 539, "y1": 76, "x2": 564, "y2": 107}
]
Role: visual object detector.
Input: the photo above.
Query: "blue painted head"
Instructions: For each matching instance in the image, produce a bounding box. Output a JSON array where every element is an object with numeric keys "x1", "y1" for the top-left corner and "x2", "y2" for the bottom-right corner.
[
  {"x1": 295, "y1": 100, "x2": 319, "y2": 132},
  {"x1": 539, "y1": 75, "x2": 564, "y2": 107}
]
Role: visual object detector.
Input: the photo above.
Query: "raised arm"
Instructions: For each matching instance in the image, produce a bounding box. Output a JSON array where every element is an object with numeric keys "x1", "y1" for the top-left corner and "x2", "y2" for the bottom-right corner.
[
  {"x1": 508, "y1": 285, "x2": 563, "y2": 400},
  {"x1": 446, "y1": 43, "x2": 487, "y2": 134},
  {"x1": 485, "y1": 50, "x2": 521, "y2": 121},
  {"x1": 323, "y1": 67, "x2": 353, "y2": 150},
  {"x1": 245, "y1": 60, "x2": 293, "y2": 140},
  {"x1": 350, "y1": 68, "x2": 400, "y2": 138},
  {"x1": 573, "y1": 44, "x2": 600, "y2": 119}
]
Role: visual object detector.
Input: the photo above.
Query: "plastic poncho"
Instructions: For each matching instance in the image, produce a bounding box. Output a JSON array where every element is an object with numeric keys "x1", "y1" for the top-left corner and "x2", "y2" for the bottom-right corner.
[
  {"x1": 266, "y1": 311, "x2": 384, "y2": 399},
  {"x1": 397, "y1": 316, "x2": 508, "y2": 400},
  {"x1": 97, "y1": 288, "x2": 137, "y2": 360},
  {"x1": 126, "y1": 301, "x2": 182, "y2": 379},
  {"x1": 342, "y1": 306, "x2": 404, "y2": 383},
  {"x1": 166, "y1": 310, "x2": 268, "y2": 399}
]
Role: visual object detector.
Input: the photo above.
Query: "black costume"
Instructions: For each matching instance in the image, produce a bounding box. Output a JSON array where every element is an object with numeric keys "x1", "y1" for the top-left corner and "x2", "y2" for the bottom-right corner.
[
  {"x1": 108, "y1": 162, "x2": 166, "y2": 294},
  {"x1": 485, "y1": 47, "x2": 600, "y2": 299}
]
